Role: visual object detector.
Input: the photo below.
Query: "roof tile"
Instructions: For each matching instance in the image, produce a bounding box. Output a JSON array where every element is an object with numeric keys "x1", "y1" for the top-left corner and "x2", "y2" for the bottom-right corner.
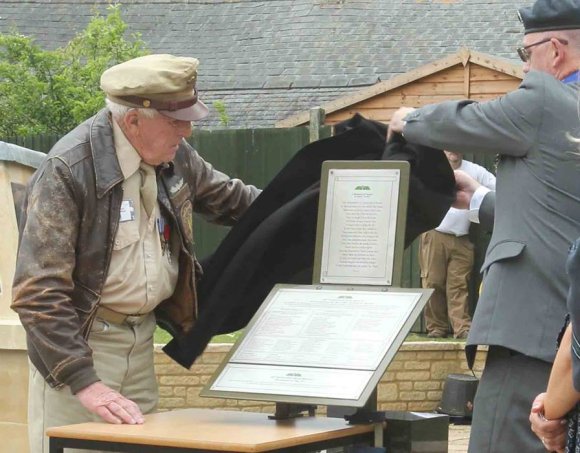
[{"x1": 0, "y1": 0, "x2": 533, "y2": 127}]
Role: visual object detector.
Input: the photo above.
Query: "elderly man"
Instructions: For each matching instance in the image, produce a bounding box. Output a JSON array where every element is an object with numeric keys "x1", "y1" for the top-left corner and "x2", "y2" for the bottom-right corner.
[
  {"x1": 388, "y1": 0, "x2": 580, "y2": 451},
  {"x1": 11, "y1": 54, "x2": 259, "y2": 452}
]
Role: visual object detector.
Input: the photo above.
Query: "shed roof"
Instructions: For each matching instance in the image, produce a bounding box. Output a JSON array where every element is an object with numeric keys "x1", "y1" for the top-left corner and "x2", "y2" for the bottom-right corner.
[
  {"x1": 278, "y1": 48, "x2": 524, "y2": 127},
  {"x1": 0, "y1": 0, "x2": 532, "y2": 128}
]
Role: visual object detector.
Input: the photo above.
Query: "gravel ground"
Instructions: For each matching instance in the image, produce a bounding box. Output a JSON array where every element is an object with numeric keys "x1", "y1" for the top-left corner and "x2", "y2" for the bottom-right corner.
[{"x1": 449, "y1": 424, "x2": 470, "y2": 452}]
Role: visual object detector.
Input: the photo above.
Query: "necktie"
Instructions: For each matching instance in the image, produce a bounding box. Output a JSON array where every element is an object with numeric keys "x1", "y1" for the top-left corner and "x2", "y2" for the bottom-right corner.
[{"x1": 139, "y1": 162, "x2": 157, "y2": 218}]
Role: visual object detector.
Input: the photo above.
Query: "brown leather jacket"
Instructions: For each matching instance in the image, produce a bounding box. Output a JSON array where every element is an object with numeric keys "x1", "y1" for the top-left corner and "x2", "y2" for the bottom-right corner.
[{"x1": 11, "y1": 109, "x2": 258, "y2": 393}]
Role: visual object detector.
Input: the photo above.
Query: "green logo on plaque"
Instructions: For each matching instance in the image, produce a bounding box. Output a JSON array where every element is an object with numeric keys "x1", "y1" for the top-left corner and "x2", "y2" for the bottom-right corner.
[{"x1": 354, "y1": 185, "x2": 370, "y2": 191}]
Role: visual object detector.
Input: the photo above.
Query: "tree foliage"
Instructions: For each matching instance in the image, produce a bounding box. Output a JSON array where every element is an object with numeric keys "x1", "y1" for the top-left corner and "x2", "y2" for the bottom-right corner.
[
  {"x1": 0, "y1": 4, "x2": 149, "y2": 136},
  {"x1": 213, "y1": 100, "x2": 230, "y2": 127}
]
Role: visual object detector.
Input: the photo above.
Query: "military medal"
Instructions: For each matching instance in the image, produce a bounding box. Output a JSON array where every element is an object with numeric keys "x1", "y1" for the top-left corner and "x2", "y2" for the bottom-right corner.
[{"x1": 157, "y1": 216, "x2": 172, "y2": 263}]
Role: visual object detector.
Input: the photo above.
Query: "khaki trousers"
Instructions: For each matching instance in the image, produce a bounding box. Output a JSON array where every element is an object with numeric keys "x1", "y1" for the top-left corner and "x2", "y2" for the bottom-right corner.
[
  {"x1": 419, "y1": 230, "x2": 474, "y2": 336},
  {"x1": 28, "y1": 312, "x2": 158, "y2": 453}
]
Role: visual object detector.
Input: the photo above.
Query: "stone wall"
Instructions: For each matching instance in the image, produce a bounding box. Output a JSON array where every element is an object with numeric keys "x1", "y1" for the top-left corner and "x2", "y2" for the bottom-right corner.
[
  {"x1": 155, "y1": 342, "x2": 487, "y2": 413},
  {"x1": 0, "y1": 154, "x2": 44, "y2": 453}
]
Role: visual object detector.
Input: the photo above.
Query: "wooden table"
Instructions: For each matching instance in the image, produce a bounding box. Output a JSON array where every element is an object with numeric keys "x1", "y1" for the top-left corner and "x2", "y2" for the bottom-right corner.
[{"x1": 47, "y1": 408, "x2": 377, "y2": 452}]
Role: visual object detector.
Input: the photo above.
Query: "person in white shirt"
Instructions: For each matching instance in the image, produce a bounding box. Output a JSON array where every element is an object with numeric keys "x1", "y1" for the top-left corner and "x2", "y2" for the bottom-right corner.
[{"x1": 419, "y1": 151, "x2": 496, "y2": 338}]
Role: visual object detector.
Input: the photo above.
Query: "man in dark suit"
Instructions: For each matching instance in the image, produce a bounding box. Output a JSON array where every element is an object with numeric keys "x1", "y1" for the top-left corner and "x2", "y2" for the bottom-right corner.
[{"x1": 388, "y1": 1, "x2": 580, "y2": 451}]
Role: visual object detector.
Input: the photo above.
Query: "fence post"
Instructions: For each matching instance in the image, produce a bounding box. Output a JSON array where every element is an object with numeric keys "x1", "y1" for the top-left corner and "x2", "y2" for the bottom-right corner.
[{"x1": 309, "y1": 107, "x2": 325, "y2": 143}]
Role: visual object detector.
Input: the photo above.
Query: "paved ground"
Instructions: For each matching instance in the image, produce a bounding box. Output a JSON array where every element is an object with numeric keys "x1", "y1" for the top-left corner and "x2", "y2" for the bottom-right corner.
[{"x1": 449, "y1": 424, "x2": 470, "y2": 452}]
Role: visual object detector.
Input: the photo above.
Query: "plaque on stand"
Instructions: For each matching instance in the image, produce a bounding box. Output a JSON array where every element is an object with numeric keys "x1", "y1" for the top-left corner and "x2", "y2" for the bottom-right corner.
[
  {"x1": 312, "y1": 161, "x2": 409, "y2": 287},
  {"x1": 202, "y1": 160, "x2": 429, "y2": 448},
  {"x1": 201, "y1": 284, "x2": 432, "y2": 409}
]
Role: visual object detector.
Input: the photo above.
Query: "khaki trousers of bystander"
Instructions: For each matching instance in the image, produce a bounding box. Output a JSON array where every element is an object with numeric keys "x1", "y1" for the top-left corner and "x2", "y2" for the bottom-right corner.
[{"x1": 419, "y1": 230, "x2": 474, "y2": 337}]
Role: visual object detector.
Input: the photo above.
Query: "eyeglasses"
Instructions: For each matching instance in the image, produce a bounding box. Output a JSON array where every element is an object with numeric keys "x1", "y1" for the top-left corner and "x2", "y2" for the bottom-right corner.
[{"x1": 517, "y1": 37, "x2": 568, "y2": 62}]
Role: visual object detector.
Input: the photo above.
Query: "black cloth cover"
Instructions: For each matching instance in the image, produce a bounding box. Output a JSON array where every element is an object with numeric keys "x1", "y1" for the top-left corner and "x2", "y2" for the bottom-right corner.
[{"x1": 163, "y1": 114, "x2": 455, "y2": 368}]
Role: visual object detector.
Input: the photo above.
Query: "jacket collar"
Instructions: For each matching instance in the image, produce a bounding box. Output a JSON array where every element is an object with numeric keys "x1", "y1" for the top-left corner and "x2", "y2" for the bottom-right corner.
[{"x1": 89, "y1": 108, "x2": 125, "y2": 199}]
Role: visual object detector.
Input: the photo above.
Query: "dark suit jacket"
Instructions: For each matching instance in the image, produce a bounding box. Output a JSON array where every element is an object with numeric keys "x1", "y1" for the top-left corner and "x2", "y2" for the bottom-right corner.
[
  {"x1": 164, "y1": 115, "x2": 455, "y2": 368},
  {"x1": 404, "y1": 71, "x2": 580, "y2": 365}
]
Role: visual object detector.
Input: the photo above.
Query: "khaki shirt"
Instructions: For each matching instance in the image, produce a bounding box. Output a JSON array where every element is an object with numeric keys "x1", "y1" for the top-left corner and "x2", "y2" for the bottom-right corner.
[{"x1": 100, "y1": 120, "x2": 179, "y2": 314}]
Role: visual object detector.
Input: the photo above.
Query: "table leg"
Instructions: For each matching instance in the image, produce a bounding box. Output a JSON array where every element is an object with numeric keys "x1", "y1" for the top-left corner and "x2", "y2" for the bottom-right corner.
[{"x1": 49, "y1": 438, "x2": 64, "y2": 453}]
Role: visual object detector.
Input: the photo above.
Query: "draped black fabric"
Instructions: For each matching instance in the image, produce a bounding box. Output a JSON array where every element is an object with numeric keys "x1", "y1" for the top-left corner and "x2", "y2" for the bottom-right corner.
[{"x1": 163, "y1": 114, "x2": 455, "y2": 368}]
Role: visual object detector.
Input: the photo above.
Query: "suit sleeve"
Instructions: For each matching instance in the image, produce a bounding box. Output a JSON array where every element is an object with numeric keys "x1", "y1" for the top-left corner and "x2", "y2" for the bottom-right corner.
[
  {"x1": 478, "y1": 191, "x2": 495, "y2": 232},
  {"x1": 402, "y1": 71, "x2": 548, "y2": 157}
]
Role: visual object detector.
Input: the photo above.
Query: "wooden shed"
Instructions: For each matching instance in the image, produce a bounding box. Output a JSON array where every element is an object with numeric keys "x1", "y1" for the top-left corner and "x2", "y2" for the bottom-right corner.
[{"x1": 277, "y1": 48, "x2": 523, "y2": 127}]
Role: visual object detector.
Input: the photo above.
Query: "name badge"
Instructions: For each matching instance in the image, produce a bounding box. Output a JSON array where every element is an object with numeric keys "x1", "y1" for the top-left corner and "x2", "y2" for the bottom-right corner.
[{"x1": 120, "y1": 200, "x2": 136, "y2": 222}]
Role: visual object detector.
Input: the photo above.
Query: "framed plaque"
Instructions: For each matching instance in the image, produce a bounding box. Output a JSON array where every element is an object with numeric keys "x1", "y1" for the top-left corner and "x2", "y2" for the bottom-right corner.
[
  {"x1": 202, "y1": 284, "x2": 432, "y2": 407},
  {"x1": 312, "y1": 161, "x2": 410, "y2": 286}
]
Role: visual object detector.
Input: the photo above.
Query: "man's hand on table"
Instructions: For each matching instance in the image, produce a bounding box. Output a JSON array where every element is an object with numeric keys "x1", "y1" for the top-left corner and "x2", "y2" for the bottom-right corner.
[{"x1": 76, "y1": 381, "x2": 144, "y2": 425}]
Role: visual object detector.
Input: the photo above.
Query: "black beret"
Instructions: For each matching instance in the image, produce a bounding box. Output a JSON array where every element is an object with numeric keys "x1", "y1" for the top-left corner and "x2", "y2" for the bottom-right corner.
[{"x1": 518, "y1": 0, "x2": 580, "y2": 34}]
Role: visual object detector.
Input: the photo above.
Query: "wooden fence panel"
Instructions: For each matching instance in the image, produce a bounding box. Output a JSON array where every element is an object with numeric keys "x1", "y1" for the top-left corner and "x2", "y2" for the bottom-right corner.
[
  {"x1": 3, "y1": 134, "x2": 60, "y2": 153},
  {"x1": 188, "y1": 126, "x2": 321, "y2": 258}
]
